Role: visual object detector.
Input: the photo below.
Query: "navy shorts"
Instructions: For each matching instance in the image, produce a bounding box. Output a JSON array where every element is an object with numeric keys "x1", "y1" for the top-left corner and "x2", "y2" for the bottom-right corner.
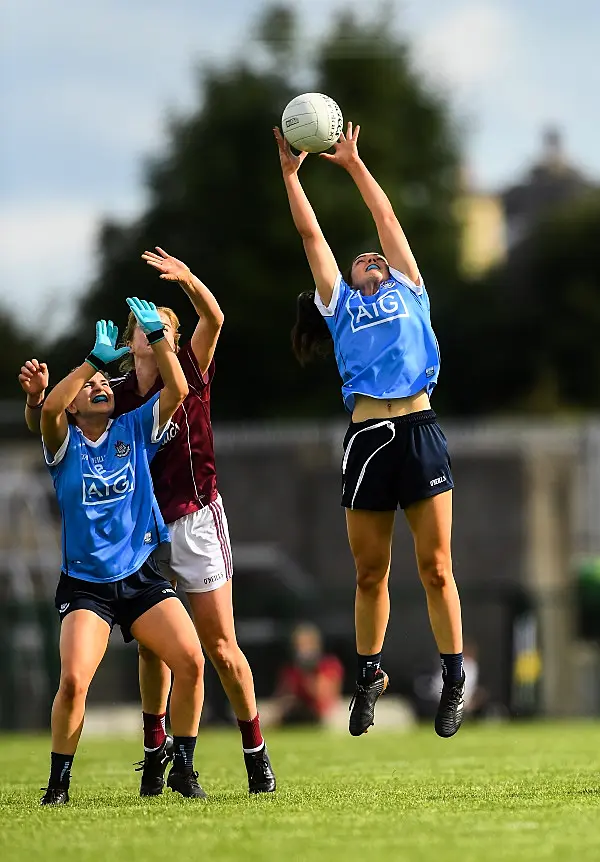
[
  {"x1": 341, "y1": 410, "x2": 454, "y2": 511},
  {"x1": 54, "y1": 544, "x2": 178, "y2": 642}
]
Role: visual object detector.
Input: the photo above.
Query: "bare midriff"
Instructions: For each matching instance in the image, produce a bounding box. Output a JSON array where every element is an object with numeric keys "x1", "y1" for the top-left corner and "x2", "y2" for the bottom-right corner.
[{"x1": 351, "y1": 389, "x2": 431, "y2": 422}]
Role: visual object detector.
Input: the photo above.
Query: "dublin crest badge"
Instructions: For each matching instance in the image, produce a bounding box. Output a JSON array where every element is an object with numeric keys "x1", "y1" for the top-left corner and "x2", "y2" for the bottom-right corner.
[{"x1": 114, "y1": 440, "x2": 131, "y2": 458}]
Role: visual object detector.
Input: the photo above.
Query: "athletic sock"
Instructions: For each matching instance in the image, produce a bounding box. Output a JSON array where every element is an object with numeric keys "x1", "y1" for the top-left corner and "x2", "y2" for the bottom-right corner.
[
  {"x1": 49, "y1": 752, "x2": 74, "y2": 789},
  {"x1": 440, "y1": 652, "x2": 464, "y2": 683},
  {"x1": 357, "y1": 652, "x2": 382, "y2": 685},
  {"x1": 143, "y1": 712, "x2": 167, "y2": 751},
  {"x1": 238, "y1": 714, "x2": 264, "y2": 753},
  {"x1": 172, "y1": 736, "x2": 197, "y2": 772}
]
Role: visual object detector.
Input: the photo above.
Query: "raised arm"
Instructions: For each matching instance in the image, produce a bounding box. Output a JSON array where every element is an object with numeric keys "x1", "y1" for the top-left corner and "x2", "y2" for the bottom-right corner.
[
  {"x1": 19, "y1": 358, "x2": 49, "y2": 434},
  {"x1": 41, "y1": 366, "x2": 92, "y2": 455},
  {"x1": 274, "y1": 127, "x2": 339, "y2": 306},
  {"x1": 41, "y1": 321, "x2": 130, "y2": 455},
  {"x1": 321, "y1": 123, "x2": 421, "y2": 285},
  {"x1": 141, "y1": 247, "x2": 224, "y2": 375},
  {"x1": 126, "y1": 298, "x2": 188, "y2": 427}
]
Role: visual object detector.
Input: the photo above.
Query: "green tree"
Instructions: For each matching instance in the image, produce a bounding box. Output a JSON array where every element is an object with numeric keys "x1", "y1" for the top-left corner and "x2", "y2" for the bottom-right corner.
[
  {"x1": 442, "y1": 191, "x2": 600, "y2": 415},
  {"x1": 0, "y1": 312, "x2": 36, "y2": 398},
  {"x1": 45, "y1": 4, "x2": 463, "y2": 420},
  {"x1": 506, "y1": 192, "x2": 600, "y2": 412}
]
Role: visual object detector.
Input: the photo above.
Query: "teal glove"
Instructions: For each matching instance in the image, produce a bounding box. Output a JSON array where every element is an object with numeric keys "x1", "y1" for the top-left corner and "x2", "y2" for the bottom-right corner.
[
  {"x1": 86, "y1": 320, "x2": 130, "y2": 372},
  {"x1": 127, "y1": 297, "x2": 165, "y2": 343}
]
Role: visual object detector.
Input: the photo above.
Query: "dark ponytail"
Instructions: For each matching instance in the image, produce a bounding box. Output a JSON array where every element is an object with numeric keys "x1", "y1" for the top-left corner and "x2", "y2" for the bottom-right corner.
[{"x1": 291, "y1": 291, "x2": 333, "y2": 366}]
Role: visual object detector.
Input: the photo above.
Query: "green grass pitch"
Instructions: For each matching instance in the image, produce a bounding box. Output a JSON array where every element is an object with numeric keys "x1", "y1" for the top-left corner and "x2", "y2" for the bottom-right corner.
[{"x1": 1, "y1": 722, "x2": 599, "y2": 862}]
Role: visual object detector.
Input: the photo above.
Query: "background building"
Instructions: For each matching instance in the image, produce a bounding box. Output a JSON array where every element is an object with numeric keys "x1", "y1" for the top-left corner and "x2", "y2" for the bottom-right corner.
[{"x1": 502, "y1": 128, "x2": 596, "y2": 248}]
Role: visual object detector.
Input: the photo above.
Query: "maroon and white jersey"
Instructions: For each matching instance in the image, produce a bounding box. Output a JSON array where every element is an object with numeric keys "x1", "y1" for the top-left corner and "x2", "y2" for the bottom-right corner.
[{"x1": 111, "y1": 342, "x2": 218, "y2": 525}]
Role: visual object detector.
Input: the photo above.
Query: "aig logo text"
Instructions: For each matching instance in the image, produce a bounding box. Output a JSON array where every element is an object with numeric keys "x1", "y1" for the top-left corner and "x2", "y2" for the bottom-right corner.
[
  {"x1": 346, "y1": 288, "x2": 409, "y2": 332},
  {"x1": 82, "y1": 462, "x2": 135, "y2": 505}
]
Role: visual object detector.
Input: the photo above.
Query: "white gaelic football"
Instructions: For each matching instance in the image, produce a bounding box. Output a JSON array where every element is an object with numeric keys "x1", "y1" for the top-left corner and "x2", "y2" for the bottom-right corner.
[{"x1": 281, "y1": 93, "x2": 343, "y2": 154}]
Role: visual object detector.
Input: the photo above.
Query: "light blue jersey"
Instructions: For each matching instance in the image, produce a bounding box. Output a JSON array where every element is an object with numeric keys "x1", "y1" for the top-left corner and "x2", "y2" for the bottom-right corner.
[
  {"x1": 43, "y1": 393, "x2": 170, "y2": 583},
  {"x1": 315, "y1": 267, "x2": 440, "y2": 412}
]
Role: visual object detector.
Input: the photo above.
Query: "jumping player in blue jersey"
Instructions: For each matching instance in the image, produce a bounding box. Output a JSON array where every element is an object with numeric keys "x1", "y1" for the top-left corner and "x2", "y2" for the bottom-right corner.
[
  {"x1": 274, "y1": 122, "x2": 465, "y2": 739},
  {"x1": 38, "y1": 299, "x2": 206, "y2": 804}
]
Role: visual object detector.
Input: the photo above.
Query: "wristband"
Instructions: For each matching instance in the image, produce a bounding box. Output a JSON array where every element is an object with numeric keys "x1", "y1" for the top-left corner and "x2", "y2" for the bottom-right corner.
[
  {"x1": 26, "y1": 397, "x2": 45, "y2": 409},
  {"x1": 85, "y1": 353, "x2": 108, "y2": 373},
  {"x1": 146, "y1": 328, "x2": 165, "y2": 345}
]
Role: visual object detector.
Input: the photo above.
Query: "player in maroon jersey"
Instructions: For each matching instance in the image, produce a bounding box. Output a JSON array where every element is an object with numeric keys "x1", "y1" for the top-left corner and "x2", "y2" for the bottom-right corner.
[{"x1": 19, "y1": 248, "x2": 275, "y2": 796}]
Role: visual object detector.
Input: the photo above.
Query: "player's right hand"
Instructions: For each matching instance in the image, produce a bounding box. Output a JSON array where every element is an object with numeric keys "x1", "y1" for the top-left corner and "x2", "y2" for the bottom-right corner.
[
  {"x1": 18, "y1": 359, "x2": 49, "y2": 396},
  {"x1": 90, "y1": 320, "x2": 130, "y2": 365},
  {"x1": 126, "y1": 297, "x2": 165, "y2": 338},
  {"x1": 142, "y1": 247, "x2": 190, "y2": 283},
  {"x1": 273, "y1": 127, "x2": 308, "y2": 177}
]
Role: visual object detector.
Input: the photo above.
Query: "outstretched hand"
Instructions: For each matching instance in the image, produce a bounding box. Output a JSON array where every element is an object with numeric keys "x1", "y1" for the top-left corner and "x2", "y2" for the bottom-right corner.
[
  {"x1": 19, "y1": 358, "x2": 49, "y2": 397},
  {"x1": 126, "y1": 297, "x2": 165, "y2": 338},
  {"x1": 273, "y1": 127, "x2": 308, "y2": 177},
  {"x1": 90, "y1": 320, "x2": 130, "y2": 366},
  {"x1": 319, "y1": 121, "x2": 361, "y2": 169},
  {"x1": 142, "y1": 247, "x2": 191, "y2": 283}
]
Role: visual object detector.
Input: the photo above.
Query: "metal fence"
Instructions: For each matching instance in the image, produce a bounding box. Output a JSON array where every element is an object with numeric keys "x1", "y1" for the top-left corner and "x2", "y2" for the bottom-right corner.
[{"x1": 2, "y1": 413, "x2": 600, "y2": 728}]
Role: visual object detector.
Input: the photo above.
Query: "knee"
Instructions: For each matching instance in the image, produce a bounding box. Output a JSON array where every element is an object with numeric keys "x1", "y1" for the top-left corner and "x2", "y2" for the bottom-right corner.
[
  {"x1": 174, "y1": 649, "x2": 205, "y2": 686},
  {"x1": 58, "y1": 672, "x2": 88, "y2": 704},
  {"x1": 355, "y1": 557, "x2": 389, "y2": 593},
  {"x1": 208, "y1": 638, "x2": 239, "y2": 677},
  {"x1": 138, "y1": 642, "x2": 158, "y2": 663},
  {"x1": 418, "y1": 555, "x2": 453, "y2": 592}
]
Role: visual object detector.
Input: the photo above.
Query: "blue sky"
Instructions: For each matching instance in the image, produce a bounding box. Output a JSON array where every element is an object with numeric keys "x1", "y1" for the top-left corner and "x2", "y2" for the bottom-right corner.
[{"x1": 1, "y1": 0, "x2": 599, "y2": 333}]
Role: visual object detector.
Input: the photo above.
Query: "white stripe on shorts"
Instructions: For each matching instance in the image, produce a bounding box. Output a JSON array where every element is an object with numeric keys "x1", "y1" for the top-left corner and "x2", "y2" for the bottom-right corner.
[
  {"x1": 343, "y1": 420, "x2": 396, "y2": 509},
  {"x1": 167, "y1": 495, "x2": 232, "y2": 593},
  {"x1": 209, "y1": 498, "x2": 233, "y2": 580},
  {"x1": 208, "y1": 501, "x2": 227, "y2": 579}
]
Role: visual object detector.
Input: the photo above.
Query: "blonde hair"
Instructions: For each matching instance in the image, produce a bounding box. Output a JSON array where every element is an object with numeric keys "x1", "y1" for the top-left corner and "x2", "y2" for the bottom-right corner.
[{"x1": 119, "y1": 306, "x2": 181, "y2": 373}]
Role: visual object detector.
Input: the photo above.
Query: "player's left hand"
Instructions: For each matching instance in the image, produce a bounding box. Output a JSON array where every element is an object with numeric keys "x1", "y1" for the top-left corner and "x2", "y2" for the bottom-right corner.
[
  {"x1": 319, "y1": 121, "x2": 360, "y2": 169},
  {"x1": 142, "y1": 247, "x2": 191, "y2": 283}
]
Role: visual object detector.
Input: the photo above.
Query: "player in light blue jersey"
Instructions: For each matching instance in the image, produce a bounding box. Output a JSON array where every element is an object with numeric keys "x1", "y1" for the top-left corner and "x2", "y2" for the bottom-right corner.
[
  {"x1": 275, "y1": 122, "x2": 465, "y2": 739},
  {"x1": 38, "y1": 299, "x2": 206, "y2": 805}
]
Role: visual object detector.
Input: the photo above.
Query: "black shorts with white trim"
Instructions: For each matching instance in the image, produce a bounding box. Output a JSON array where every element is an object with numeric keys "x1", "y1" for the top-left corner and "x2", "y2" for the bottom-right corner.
[
  {"x1": 54, "y1": 543, "x2": 178, "y2": 642},
  {"x1": 341, "y1": 410, "x2": 454, "y2": 511}
]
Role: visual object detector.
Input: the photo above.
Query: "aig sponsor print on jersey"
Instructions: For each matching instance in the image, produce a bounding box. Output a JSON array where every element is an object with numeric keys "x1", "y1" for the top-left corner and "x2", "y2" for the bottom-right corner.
[
  {"x1": 44, "y1": 393, "x2": 170, "y2": 583},
  {"x1": 346, "y1": 282, "x2": 409, "y2": 332},
  {"x1": 315, "y1": 267, "x2": 441, "y2": 412},
  {"x1": 82, "y1": 460, "x2": 135, "y2": 505}
]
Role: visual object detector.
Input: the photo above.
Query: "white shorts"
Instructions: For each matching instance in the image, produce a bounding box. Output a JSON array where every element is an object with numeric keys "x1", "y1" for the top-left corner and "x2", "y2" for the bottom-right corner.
[{"x1": 167, "y1": 495, "x2": 233, "y2": 593}]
